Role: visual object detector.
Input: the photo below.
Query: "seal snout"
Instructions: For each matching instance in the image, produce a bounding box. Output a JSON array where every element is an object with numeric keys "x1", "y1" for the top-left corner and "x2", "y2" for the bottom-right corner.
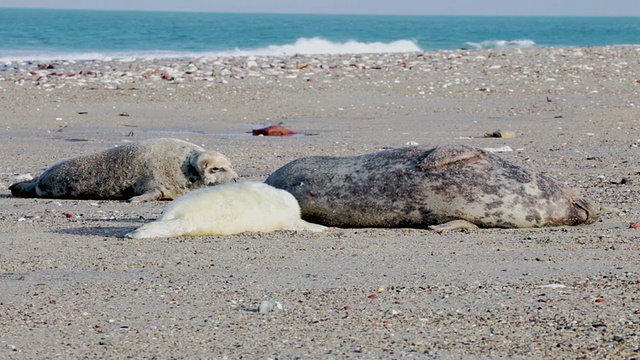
[{"x1": 206, "y1": 165, "x2": 239, "y2": 185}]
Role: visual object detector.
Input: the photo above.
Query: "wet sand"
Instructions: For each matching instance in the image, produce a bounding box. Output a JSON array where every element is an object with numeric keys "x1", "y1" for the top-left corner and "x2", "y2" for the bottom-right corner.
[{"x1": 1, "y1": 47, "x2": 639, "y2": 358}]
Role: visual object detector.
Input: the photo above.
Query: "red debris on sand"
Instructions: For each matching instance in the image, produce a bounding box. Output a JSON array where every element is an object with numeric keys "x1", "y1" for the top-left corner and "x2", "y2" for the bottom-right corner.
[
  {"x1": 367, "y1": 294, "x2": 378, "y2": 299},
  {"x1": 252, "y1": 125, "x2": 297, "y2": 136},
  {"x1": 65, "y1": 213, "x2": 73, "y2": 218},
  {"x1": 629, "y1": 221, "x2": 640, "y2": 229}
]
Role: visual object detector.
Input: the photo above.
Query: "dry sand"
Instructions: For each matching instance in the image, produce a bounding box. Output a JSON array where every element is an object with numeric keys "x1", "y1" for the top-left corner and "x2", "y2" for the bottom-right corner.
[{"x1": 1, "y1": 47, "x2": 639, "y2": 358}]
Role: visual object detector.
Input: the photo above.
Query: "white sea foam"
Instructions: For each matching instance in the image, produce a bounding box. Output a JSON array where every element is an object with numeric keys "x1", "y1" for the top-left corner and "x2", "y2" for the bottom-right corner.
[
  {"x1": 0, "y1": 37, "x2": 422, "y2": 63},
  {"x1": 464, "y1": 39, "x2": 536, "y2": 50},
  {"x1": 227, "y1": 37, "x2": 422, "y2": 56}
]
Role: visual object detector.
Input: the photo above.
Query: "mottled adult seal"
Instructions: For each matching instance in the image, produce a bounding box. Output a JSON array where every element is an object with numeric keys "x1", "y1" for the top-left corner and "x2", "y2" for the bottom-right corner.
[
  {"x1": 125, "y1": 182, "x2": 327, "y2": 238},
  {"x1": 9, "y1": 138, "x2": 239, "y2": 202},
  {"x1": 265, "y1": 145, "x2": 598, "y2": 230}
]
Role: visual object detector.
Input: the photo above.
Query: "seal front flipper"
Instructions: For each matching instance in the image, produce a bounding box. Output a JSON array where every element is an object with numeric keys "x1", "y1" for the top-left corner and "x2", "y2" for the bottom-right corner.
[
  {"x1": 9, "y1": 179, "x2": 39, "y2": 198},
  {"x1": 429, "y1": 220, "x2": 479, "y2": 233},
  {"x1": 286, "y1": 219, "x2": 328, "y2": 233},
  {"x1": 127, "y1": 188, "x2": 163, "y2": 203},
  {"x1": 419, "y1": 145, "x2": 483, "y2": 171}
]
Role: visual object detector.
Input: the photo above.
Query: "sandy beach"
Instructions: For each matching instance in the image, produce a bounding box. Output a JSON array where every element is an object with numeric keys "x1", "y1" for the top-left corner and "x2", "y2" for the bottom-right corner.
[{"x1": 1, "y1": 46, "x2": 639, "y2": 358}]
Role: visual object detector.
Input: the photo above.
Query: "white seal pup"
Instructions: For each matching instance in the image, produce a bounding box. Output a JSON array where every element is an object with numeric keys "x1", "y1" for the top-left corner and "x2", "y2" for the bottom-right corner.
[
  {"x1": 264, "y1": 145, "x2": 598, "y2": 230},
  {"x1": 9, "y1": 138, "x2": 239, "y2": 202},
  {"x1": 125, "y1": 182, "x2": 327, "y2": 239}
]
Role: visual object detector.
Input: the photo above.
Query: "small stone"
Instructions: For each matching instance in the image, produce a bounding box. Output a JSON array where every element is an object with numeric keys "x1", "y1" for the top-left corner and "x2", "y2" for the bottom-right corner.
[
  {"x1": 484, "y1": 130, "x2": 516, "y2": 138},
  {"x1": 384, "y1": 309, "x2": 400, "y2": 316},
  {"x1": 539, "y1": 284, "x2": 566, "y2": 289},
  {"x1": 619, "y1": 177, "x2": 632, "y2": 185}
]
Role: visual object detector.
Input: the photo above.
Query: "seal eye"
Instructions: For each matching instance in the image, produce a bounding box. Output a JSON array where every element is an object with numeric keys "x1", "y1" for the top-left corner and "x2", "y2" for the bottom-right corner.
[{"x1": 209, "y1": 167, "x2": 220, "y2": 173}]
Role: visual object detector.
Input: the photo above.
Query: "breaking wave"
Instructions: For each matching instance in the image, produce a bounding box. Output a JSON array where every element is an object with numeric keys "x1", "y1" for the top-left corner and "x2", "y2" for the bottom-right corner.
[
  {"x1": 464, "y1": 39, "x2": 536, "y2": 49},
  {"x1": 227, "y1": 37, "x2": 423, "y2": 56}
]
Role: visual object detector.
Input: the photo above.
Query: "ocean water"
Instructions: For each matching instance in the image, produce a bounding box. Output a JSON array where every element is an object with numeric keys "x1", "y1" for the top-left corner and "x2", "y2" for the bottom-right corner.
[{"x1": 1, "y1": 8, "x2": 639, "y2": 61}]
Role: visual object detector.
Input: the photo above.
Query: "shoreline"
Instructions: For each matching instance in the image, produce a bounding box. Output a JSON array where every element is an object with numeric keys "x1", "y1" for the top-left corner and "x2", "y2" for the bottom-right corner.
[{"x1": 1, "y1": 45, "x2": 638, "y2": 87}]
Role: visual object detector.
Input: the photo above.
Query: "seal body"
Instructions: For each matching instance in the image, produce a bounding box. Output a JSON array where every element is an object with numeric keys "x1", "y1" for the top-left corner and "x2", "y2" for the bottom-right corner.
[
  {"x1": 264, "y1": 145, "x2": 598, "y2": 229},
  {"x1": 9, "y1": 138, "x2": 239, "y2": 202},
  {"x1": 125, "y1": 182, "x2": 327, "y2": 238}
]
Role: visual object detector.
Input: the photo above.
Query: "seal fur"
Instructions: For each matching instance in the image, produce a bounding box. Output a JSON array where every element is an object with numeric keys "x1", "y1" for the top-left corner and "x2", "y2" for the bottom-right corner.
[
  {"x1": 125, "y1": 182, "x2": 327, "y2": 238},
  {"x1": 9, "y1": 138, "x2": 239, "y2": 202},
  {"x1": 264, "y1": 145, "x2": 598, "y2": 229}
]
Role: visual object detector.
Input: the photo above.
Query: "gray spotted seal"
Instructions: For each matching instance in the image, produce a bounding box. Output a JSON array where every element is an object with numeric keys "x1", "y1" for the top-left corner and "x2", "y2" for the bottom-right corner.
[
  {"x1": 125, "y1": 181, "x2": 327, "y2": 238},
  {"x1": 9, "y1": 138, "x2": 239, "y2": 202},
  {"x1": 264, "y1": 145, "x2": 598, "y2": 230}
]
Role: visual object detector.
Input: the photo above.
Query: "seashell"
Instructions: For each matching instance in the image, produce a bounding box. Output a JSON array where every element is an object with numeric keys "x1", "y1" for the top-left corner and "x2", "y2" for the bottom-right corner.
[
  {"x1": 258, "y1": 300, "x2": 283, "y2": 313},
  {"x1": 15, "y1": 173, "x2": 34, "y2": 181},
  {"x1": 539, "y1": 284, "x2": 566, "y2": 289},
  {"x1": 246, "y1": 60, "x2": 258, "y2": 69},
  {"x1": 482, "y1": 146, "x2": 513, "y2": 153}
]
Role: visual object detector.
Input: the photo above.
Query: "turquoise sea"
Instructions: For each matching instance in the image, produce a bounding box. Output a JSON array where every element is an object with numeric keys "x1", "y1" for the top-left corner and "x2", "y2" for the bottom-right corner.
[{"x1": 1, "y1": 8, "x2": 639, "y2": 61}]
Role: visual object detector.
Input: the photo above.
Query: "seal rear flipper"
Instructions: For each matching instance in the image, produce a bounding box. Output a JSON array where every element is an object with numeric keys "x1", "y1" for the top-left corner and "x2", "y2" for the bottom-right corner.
[
  {"x1": 8, "y1": 180, "x2": 39, "y2": 198},
  {"x1": 124, "y1": 218, "x2": 186, "y2": 239},
  {"x1": 573, "y1": 198, "x2": 599, "y2": 224}
]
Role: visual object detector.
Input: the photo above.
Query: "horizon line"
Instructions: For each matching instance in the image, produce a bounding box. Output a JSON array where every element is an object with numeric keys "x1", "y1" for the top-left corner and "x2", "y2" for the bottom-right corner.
[{"x1": 2, "y1": 6, "x2": 640, "y2": 17}]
